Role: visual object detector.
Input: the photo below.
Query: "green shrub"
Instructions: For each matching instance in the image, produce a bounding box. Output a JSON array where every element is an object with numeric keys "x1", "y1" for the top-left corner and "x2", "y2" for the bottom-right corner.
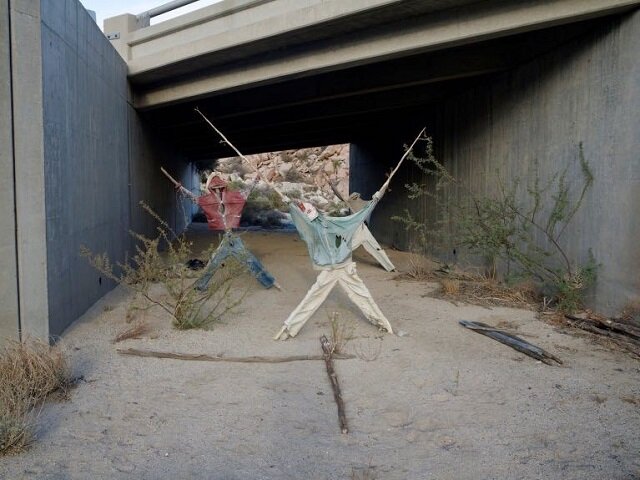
[{"x1": 394, "y1": 138, "x2": 598, "y2": 313}]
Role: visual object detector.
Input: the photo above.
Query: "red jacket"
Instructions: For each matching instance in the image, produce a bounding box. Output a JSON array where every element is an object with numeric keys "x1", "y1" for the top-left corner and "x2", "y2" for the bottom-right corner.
[{"x1": 196, "y1": 177, "x2": 246, "y2": 230}]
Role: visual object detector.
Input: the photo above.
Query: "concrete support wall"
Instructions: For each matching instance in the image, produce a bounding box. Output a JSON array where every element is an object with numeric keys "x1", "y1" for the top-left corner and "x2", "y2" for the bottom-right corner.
[
  {"x1": 357, "y1": 11, "x2": 640, "y2": 315},
  {"x1": 40, "y1": 0, "x2": 193, "y2": 337},
  {"x1": 0, "y1": 0, "x2": 20, "y2": 341},
  {"x1": 40, "y1": 0, "x2": 131, "y2": 337},
  {"x1": 0, "y1": 0, "x2": 194, "y2": 343},
  {"x1": 0, "y1": 0, "x2": 50, "y2": 341},
  {"x1": 127, "y1": 109, "x2": 194, "y2": 240}
]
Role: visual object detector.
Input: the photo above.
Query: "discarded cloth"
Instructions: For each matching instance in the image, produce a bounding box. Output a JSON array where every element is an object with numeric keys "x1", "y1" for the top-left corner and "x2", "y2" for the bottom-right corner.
[
  {"x1": 197, "y1": 189, "x2": 246, "y2": 230},
  {"x1": 289, "y1": 198, "x2": 378, "y2": 267},
  {"x1": 274, "y1": 261, "x2": 393, "y2": 340},
  {"x1": 347, "y1": 193, "x2": 395, "y2": 272},
  {"x1": 195, "y1": 232, "x2": 276, "y2": 290}
]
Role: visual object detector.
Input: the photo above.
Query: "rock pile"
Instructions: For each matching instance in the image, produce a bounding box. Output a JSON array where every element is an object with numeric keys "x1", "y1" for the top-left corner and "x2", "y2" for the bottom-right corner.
[{"x1": 207, "y1": 144, "x2": 350, "y2": 211}]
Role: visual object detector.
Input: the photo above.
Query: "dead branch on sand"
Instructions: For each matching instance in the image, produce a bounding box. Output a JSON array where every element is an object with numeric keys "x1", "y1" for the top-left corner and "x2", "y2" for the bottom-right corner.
[
  {"x1": 320, "y1": 335, "x2": 349, "y2": 434},
  {"x1": 117, "y1": 348, "x2": 355, "y2": 363}
]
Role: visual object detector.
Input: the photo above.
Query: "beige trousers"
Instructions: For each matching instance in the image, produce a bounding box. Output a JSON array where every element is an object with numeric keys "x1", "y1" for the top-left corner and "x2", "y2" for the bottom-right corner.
[
  {"x1": 352, "y1": 224, "x2": 396, "y2": 272},
  {"x1": 274, "y1": 261, "x2": 393, "y2": 340}
]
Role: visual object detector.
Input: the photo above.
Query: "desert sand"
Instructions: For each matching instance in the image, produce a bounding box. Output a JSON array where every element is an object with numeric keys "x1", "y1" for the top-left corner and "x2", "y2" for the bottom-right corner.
[{"x1": 2, "y1": 226, "x2": 639, "y2": 479}]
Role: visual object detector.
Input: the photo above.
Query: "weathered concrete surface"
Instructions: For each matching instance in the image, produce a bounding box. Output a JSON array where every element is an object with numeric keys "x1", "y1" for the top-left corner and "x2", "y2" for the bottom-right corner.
[
  {"x1": 0, "y1": 0, "x2": 20, "y2": 342},
  {"x1": 361, "y1": 11, "x2": 640, "y2": 315},
  {"x1": 127, "y1": 109, "x2": 194, "y2": 239},
  {"x1": 40, "y1": 0, "x2": 131, "y2": 337},
  {"x1": 0, "y1": 0, "x2": 195, "y2": 344},
  {"x1": 40, "y1": 0, "x2": 194, "y2": 338},
  {"x1": 9, "y1": 0, "x2": 49, "y2": 340}
]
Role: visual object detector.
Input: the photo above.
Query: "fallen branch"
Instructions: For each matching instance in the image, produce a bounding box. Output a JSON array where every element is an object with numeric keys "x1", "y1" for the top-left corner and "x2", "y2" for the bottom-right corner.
[
  {"x1": 565, "y1": 314, "x2": 640, "y2": 342},
  {"x1": 459, "y1": 320, "x2": 562, "y2": 365},
  {"x1": 320, "y1": 335, "x2": 348, "y2": 434},
  {"x1": 117, "y1": 348, "x2": 355, "y2": 363},
  {"x1": 564, "y1": 315, "x2": 640, "y2": 358}
]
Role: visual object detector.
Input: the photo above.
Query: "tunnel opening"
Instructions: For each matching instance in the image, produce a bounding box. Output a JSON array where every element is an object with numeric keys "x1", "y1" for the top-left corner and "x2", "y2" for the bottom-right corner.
[{"x1": 192, "y1": 143, "x2": 351, "y2": 230}]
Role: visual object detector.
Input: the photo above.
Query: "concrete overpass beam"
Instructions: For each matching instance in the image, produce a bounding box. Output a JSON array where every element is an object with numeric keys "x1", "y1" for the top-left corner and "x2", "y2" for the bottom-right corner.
[{"x1": 132, "y1": 0, "x2": 640, "y2": 109}]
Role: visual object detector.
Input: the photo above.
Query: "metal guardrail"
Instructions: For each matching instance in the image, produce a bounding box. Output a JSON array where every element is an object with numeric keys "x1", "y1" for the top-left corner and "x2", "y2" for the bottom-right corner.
[{"x1": 136, "y1": 0, "x2": 201, "y2": 23}]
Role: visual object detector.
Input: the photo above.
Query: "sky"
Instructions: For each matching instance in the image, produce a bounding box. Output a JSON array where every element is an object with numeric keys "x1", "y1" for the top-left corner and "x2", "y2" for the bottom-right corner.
[{"x1": 79, "y1": 0, "x2": 222, "y2": 30}]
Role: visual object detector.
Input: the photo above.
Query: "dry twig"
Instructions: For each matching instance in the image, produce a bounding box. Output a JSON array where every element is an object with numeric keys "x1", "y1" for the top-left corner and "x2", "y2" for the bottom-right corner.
[
  {"x1": 112, "y1": 321, "x2": 151, "y2": 343},
  {"x1": 320, "y1": 335, "x2": 348, "y2": 434}
]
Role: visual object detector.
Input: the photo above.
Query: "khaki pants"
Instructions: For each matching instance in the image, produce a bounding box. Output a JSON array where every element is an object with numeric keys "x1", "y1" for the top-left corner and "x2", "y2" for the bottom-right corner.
[
  {"x1": 274, "y1": 261, "x2": 393, "y2": 340},
  {"x1": 352, "y1": 224, "x2": 395, "y2": 272}
]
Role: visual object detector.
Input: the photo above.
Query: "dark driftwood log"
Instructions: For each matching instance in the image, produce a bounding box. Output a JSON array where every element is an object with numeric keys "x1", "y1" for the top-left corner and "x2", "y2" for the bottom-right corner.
[
  {"x1": 117, "y1": 348, "x2": 356, "y2": 363},
  {"x1": 459, "y1": 321, "x2": 562, "y2": 366},
  {"x1": 320, "y1": 335, "x2": 348, "y2": 434}
]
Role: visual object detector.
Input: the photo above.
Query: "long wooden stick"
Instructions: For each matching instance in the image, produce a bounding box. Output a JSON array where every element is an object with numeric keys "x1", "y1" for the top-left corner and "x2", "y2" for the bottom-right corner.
[
  {"x1": 160, "y1": 166, "x2": 198, "y2": 200},
  {"x1": 379, "y1": 127, "x2": 426, "y2": 194},
  {"x1": 194, "y1": 108, "x2": 287, "y2": 201},
  {"x1": 117, "y1": 347, "x2": 355, "y2": 363},
  {"x1": 320, "y1": 335, "x2": 348, "y2": 434}
]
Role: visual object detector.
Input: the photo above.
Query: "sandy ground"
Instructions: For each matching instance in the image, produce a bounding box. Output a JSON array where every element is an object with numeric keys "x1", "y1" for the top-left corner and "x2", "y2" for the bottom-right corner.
[{"x1": 2, "y1": 226, "x2": 639, "y2": 480}]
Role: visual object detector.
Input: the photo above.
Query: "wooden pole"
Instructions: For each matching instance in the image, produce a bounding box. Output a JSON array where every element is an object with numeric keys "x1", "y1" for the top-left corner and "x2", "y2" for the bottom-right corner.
[
  {"x1": 378, "y1": 127, "x2": 426, "y2": 194},
  {"x1": 160, "y1": 166, "x2": 198, "y2": 200},
  {"x1": 117, "y1": 347, "x2": 356, "y2": 363},
  {"x1": 194, "y1": 108, "x2": 288, "y2": 201},
  {"x1": 320, "y1": 335, "x2": 348, "y2": 434}
]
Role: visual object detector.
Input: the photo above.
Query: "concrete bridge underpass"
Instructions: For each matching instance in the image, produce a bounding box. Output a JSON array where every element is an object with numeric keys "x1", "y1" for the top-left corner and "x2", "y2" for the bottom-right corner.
[{"x1": 1, "y1": 0, "x2": 639, "y2": 343}]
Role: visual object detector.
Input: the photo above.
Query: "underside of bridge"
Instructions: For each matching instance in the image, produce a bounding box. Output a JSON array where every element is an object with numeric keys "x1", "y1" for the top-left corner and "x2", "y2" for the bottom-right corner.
[
  {"x1": 1, "y1": 0, "x2": 638, "y2": 342},
  {"x1": 138, "y1": 20, "x2": 599, "y2": 158}
]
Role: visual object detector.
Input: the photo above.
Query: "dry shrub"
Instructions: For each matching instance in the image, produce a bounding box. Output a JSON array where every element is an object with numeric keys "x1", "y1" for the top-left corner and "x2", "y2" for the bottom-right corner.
[
  {"x1": 82, "y1": 202, "x2": 247, "y2": 331},
  {"x1": 0, "y1": 409, "x2": 34, "y2": 455},
  {"x1": 620, "y1": 301, "x2": 640, "y2": 323},
  {"x1": 112, "y1": 321, "x2": 151, "y2": 343},
  {"x1": 429, "y1": 272, "x2": 539, "y2": 309},
  {"x1": 328, "y1": 312, "x2": 355, "y2": 355},
  {"x1": 440, "y1": 278, "x2": 460, "y2": 296},
  {"x1": 0, "y1": 340, "x2": 71, "y2": 455},
  {"x1": 401, "y1": 253, "x2": 433, "y2": 280}
]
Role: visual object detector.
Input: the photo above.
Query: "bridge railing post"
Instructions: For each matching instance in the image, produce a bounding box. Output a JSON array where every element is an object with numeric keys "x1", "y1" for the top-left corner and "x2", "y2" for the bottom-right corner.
[{"x1": 104, "y1": 14, "x2": 144, "y2": 60}]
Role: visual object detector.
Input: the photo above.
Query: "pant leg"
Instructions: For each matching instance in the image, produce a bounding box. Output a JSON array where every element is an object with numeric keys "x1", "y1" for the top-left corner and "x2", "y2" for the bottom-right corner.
[
  {"x1": 337, "y1": 262, "x2": 393, "y2": 333},
  {"x1": 194, "y1": 239, "x2": 232, "y2": 291},
  {"x1": 274, "y1": 270, "x2": 339, "y2": 339},
  {"x1": 228, "y1": 236, "x2": 276, "y2": 288},
  {"x1": 354, "y1": 224, "x2": 396, "y2": 272}
]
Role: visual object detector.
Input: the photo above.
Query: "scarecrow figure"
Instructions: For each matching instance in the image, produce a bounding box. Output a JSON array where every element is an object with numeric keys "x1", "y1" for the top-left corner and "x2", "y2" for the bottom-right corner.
[
  {"x1": 161, "y1": 167, "x2": 279, "y2": 290},
  {"x1": 272, "y1": 128, "x2": 425, "y2": 339},
  {"x1": 273, "y1": 191, "x2": 393, "y2": 340}
]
